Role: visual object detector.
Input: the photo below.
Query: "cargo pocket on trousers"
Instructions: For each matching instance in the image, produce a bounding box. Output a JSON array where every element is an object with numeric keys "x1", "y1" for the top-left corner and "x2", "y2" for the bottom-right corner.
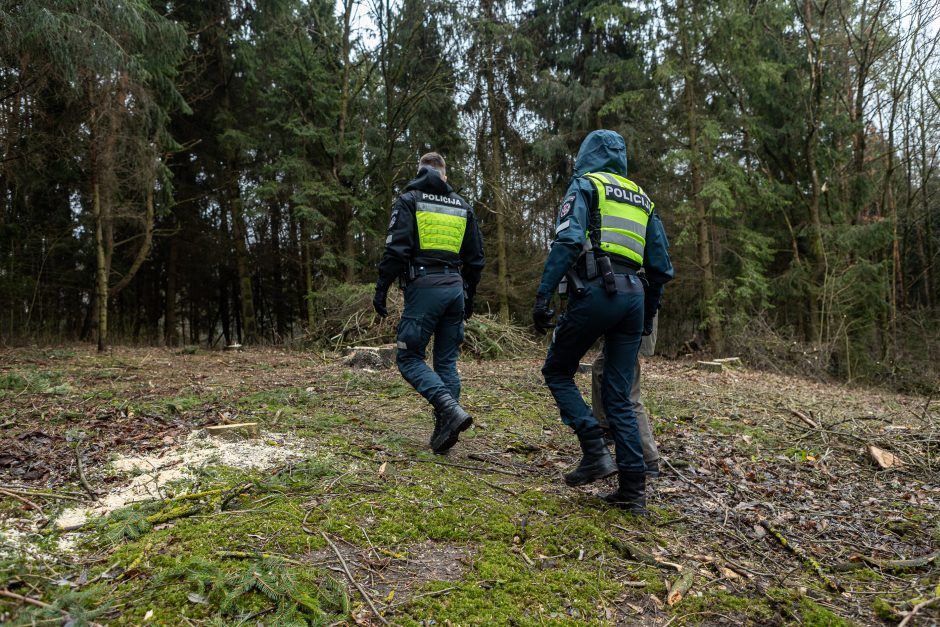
[{"x1": 396, "y1": 315, "x2": 424, "y2": 352}]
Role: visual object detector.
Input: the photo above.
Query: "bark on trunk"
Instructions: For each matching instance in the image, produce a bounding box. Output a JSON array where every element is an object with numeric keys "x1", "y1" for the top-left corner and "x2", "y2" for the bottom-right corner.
[
  {"x1": 164, "y1": 232, "x2": 178, "y2": 346},
  {"x1": 93, "y1": 181, "x2": 109, "y2": 352},
  {"x1": 229, "y1": 193, "x2": 258, "y2": 344}
]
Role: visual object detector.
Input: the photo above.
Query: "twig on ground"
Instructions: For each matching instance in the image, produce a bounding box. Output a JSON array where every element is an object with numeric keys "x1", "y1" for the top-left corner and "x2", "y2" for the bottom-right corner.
[
  {"x1": 405, "y1": 456, "x2": 519, "y2": 477},
  {"x1": 788, "y1": 408, "x2": 820, "y2": 429},
  {"x1": 898, "y1": 596, "x2": 940, "y2": 627},
  {"x1": 320, "y1": 531, "x2": 390, "y2": 626},
  {"x1": 388, "y1": 586, "x2": 456, "y2": 608},
  {"x1": 661, "y1": 457, "x2": 731, "y2": 523},
  {"x1": 0, "y1": 589, "x2": 58, "y2": 611},
  {"x1": 0, "y1": 487, "x2": 82, "y2": 502},
  {"x1": 0, "y1": 588, "x2": 102, "y2": 626},
  {"x1": 215, "y1": 550, "x2": 305, "y2": 566},
  {"x1": 74, "y1": 444, "x2": 98, "y2": 498},
  {"x1": 480, "y1": 479, "x2": 518, "y2": 496},
  {"x1": 833, "y1": 549, "x2": 940, "y2": 572},
  {"x1": 760, "y1": 520, "x2": 842, "y2": 592},
  {"x1": 0, "y1": 487, "x2": 45, "y2": 516}
]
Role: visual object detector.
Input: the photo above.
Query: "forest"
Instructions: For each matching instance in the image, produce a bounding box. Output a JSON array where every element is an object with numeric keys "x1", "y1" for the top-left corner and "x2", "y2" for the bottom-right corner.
[
  {"x1": 3, "y1": 3, "x2": 940, "y2": 625},
  {"x1": 2, "y1": 0, "x2": 940, "y2": 387}
]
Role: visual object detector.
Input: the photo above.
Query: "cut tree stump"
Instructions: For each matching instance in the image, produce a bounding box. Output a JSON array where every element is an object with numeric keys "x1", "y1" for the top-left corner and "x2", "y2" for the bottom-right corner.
[
  {"x1": 577, "y1": 362, "x2": 592, "y2": 374},
  {"x1": 205, "y1": 423, "x2": 260, "y2": 439},
  {"x1": 343, "y1": 345, "x2": 396, "y2": 369},
  {"x1": 696, "y1": 361, "x2": 724, "y2": 373}
]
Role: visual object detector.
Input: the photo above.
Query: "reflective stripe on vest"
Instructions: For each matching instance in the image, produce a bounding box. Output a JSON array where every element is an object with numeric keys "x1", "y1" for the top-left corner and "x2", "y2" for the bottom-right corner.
[
  {"x1": 584, "y1": 172, "x2": 652, "y2": 265},
  {"x1": 416, "y1": 199, "x2": 467, "y2": 253}
]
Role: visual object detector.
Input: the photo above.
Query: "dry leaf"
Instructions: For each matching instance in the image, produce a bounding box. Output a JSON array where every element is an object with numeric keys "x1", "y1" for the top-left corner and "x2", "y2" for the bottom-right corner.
[{"x1": 378, "y1": 461, "x2": 387, "y2": 476}]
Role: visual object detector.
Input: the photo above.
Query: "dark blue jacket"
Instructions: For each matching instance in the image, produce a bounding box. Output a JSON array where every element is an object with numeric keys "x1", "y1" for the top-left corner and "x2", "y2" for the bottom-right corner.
[
  {"x1": 377, "y1": 167, "x2": 485, "y2": 297},
  {"x1": 535, "y1": 130, "x2": 674, "y2": 312}
]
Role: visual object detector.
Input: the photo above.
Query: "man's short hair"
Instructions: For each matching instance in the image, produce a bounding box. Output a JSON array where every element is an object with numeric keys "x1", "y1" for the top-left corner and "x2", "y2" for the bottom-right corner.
[{"x1": 419, "y1": 152, "x2": 446, "y2": 176}]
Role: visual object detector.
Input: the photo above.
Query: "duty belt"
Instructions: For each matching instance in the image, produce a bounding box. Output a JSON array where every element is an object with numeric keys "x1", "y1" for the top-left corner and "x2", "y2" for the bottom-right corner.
[
  {"x1": 407, "y1": 264, "x2": 461, "y2": 281},
  {"x1": 575, "y1": 255, "x2": 637, "y2": 279}
]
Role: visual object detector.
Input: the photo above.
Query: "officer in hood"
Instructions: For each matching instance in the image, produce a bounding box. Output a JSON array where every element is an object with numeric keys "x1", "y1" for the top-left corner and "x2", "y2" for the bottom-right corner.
[
  {"x1": 532, "y1": 130, "x2": 673, "y2": 514},
  {"x1": 374, "y1": 152, "x2": 485, "y2": 454}
]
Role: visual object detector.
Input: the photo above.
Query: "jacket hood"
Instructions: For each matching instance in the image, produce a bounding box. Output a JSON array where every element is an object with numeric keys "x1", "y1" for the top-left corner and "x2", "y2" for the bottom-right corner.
[
  {"x1": 405, "y1": 166, "x2": 453, "y2": 195},
  {"x1": 573, "y1": 130, "x2": 628, "y2": 178}
]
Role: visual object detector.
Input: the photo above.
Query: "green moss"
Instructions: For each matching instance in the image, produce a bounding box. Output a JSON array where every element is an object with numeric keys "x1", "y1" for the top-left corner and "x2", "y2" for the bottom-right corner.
[
  {"x1": 799, "y1": 596, "x2": 854, "y2": 626},
  {"x1": 848, "y1": 568, "x2": 884, "y2": 583},
  {"x1": 676, "y1": 590, "x2": 774, "y2": 623},
  {"x1": 872, "y1": 597, "x2": 901, "y2": 622}
]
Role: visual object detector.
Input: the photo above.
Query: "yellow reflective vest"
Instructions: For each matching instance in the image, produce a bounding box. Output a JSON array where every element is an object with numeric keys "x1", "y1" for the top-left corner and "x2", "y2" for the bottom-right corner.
[
  {"x1": 415, "y1": 192, "x2": 468, "y2": 254},
  {"x1": 583, "y1": 172, "x2": 653, "y2": 266}
]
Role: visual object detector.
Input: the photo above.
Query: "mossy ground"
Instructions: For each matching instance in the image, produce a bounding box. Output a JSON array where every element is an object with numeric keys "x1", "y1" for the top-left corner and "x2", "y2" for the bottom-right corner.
[{"x1": 1, "y1": 346, "x2": 938, "y2": 625}]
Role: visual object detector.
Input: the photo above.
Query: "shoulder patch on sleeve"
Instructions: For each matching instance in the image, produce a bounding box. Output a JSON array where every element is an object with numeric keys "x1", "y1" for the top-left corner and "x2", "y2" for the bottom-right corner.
[
  {"x1": 558, "y1": 193, "x2": 576, "y2": 219},
  {"x1": 387, "y1": 208, "x2": 399, "y2": 230}
]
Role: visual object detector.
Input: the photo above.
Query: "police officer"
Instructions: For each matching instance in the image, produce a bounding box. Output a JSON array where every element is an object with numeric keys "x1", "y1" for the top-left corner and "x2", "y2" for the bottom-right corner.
[
  {"x1": 591, "y1": 313, "x2": 661, "y2": 476},
  {"x1": 532, "y1": 130, "x2": 673, "y2": 514},
  {"x1": 374, "y1": 152, "x2": 485, "y2": 454}
]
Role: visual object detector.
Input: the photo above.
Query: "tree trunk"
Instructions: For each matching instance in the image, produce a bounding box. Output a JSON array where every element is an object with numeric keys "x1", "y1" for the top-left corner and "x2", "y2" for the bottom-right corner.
[
  {"x1": 270, "y1": 201, "x2": 286, "y2": 339},
  {"x1": 481, "y1": 0, "x2": 510, "y2": 321},
  {"x1": 679, "y1": 0, "x2": 721, "y2": 352},
  {"x1": 229, "y1": 192, "x2": 258, "y2": 344},
  {"x1": 301, "y1": 218, "x2": 315, "y2": 329},
  {"x1": 164, "y1": 232, "x2": 179, "y2": 346},
  {"x1": 93, "y1": 181, "x2": 109, "y2": 352}
]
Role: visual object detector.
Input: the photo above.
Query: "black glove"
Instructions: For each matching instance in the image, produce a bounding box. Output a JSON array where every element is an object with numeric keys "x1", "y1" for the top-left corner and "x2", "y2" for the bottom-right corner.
[
  {"x1": 532, "y1": 295, "x2": 556, "y2": 335},
  {"x1": 373, "y1": 285, "x2": 388, "y2": 318},
  {"x1": 464, "y1": 295, "x2": 474, "y2": 321},
  {"x1": 643, "y1": 316, "x2": 654, "y2": 336}
]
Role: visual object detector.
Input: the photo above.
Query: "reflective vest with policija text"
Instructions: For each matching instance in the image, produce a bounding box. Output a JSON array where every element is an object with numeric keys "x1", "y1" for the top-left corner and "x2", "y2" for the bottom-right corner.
[
  {"x1": 583, "y1": 171, "x2": 652, "y2": 266},
  {"x1": 415, "y1": 192, "x2": 468, "y2": 254}
]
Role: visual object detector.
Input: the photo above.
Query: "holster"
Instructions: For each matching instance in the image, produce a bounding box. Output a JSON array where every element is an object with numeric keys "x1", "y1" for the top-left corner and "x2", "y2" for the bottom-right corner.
[
  {"x1": 597, "y1": 255, "x2": 617, "y2": 295},
  {"x1": 564, "y1": 269, "x2": 586, "y2": 296}
]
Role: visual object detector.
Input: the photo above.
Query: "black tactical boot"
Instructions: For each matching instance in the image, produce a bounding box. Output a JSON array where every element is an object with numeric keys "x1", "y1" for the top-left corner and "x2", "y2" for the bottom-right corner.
[
  {"x1": 600, "y1": 471, "x2": 648, "y2": 515},
  {"x1": 430, "y1": 410, "x2": 445, "y2": 451},
  {"x1": 430, "y1": 396, "x2": 472, "y2": 454},
  {"x1": 563, "y1": 434, "x2": 617, "y2": 486}
]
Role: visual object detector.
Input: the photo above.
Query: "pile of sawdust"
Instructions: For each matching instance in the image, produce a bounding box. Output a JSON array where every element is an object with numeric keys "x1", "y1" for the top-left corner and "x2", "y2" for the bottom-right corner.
[{"x1": 55, "y1": 429, "x2": 314, "y2": 530}]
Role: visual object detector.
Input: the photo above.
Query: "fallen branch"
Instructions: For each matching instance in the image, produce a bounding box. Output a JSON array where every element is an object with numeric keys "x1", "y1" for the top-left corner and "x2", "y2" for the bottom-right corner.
[
  {"x1": 833, "y1": 549, "x2": 940, "y2": 572},
  {"x1": 388, "y1": 586, "x2": 456, "y2": 609},
  {"x1": 667, "y1": 570, "x2": 695, "y2": 606},
  {"x1": 788, "y1": 408, "x2": 820, "y2": 429},
  {"x1": 0, "y1": 487, "x2": 45, "y2": 516},
  {"x1": 660, "y1": 458, "x2": 731, "y2": 523},
  {"x1": 215, "y1": 550, "x2": 306, "y2": 566},
  {"x1": 0, "y1": 589, "x2": 59, "y2": 611},
  {"x1": 480, "y1": 479, "x2": 518, "y2": 496},
  {"x1": 407, "y1": 456, "x2": 519, "y2": 477},
  {"x1": 760, "y1": 520, "x2": 841, "y2": 592},
  {"x1": 608, "y1": 538, "x2": 682, "y2": 572},
  {"x1": 74, "y1": 444, "x2": 98, "y2": 498},
  {"x1": 320, "y1": 531, "x2": 390, "y2": 626},
  {"x1": 898, "y1": 596, "x2": 940, "y2": 627},
  {"x1": 0, "y1": 588, "x2": 103, "y2": 626},
  {"x1": 0, "y1": 487, "x2": 82, "y2": 502}
]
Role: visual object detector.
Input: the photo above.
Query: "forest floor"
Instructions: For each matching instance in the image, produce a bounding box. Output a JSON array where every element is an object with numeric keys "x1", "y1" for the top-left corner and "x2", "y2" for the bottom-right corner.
[{"x1": 0, "y1": 345, "x2": 938, "y2": 626}]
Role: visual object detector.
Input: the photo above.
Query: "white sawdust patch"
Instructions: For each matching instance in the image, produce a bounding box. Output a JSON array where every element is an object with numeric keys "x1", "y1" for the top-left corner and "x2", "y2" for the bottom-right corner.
[
  {"x1": 0, "y1": 523, "x2": 47, "y2": 559},
  {"x1": 54, "y1": 429, "x2": 314, "y2": 531}
]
